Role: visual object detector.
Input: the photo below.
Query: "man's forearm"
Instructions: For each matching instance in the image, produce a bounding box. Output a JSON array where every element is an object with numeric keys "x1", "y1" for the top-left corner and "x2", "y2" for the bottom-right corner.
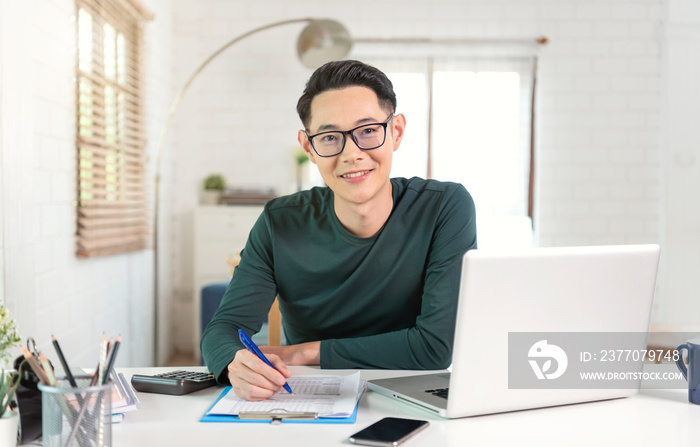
[
  {"x1": 320, "y1": 326, "x2": 454, "y2": 370},
  {"x1": 261, "y1": 341, "x2": 320, "y2": 365}
]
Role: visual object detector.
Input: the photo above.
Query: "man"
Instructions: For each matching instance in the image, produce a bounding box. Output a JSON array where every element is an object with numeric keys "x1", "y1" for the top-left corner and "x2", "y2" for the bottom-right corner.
[{"x1": 201, "y1": 60, "x2": 477, "y2": 401}]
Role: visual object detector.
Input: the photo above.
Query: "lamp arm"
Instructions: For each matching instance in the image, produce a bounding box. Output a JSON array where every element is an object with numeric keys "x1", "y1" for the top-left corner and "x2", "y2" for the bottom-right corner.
[
  {"x1": 154, "y1": 17, "x2": 313, "y2": 181},
  {"x1": 152, "y1": 17, "x2": 313, "y2": 365}
]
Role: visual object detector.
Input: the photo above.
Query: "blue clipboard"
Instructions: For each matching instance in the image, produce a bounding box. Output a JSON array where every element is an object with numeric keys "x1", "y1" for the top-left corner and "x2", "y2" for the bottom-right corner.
[{"x1": 199, "y1": 386, "x2": 359, "y2": 424}]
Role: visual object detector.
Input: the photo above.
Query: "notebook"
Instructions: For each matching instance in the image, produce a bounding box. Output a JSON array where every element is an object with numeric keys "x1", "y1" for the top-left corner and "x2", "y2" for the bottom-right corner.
[
  {"x1": 368, "y1": 244, "x2": 661, "y2": 418},
  {"x1": 200, "y1": 373, "x2": 365, "y2": 424}
]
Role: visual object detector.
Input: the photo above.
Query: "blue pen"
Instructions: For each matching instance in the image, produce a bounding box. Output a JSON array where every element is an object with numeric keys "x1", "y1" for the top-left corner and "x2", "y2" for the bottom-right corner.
[{"x1": 238, "y1": 329, "x2": 293, "y2": 394}]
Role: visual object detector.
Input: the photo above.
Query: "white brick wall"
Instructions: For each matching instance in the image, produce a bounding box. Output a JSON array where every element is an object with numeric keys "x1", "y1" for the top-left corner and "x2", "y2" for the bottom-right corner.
[
  {"x1": 537, "y1": 0, "x2": 662, "y2": 248},
  {"x1": 660, "y1": 0, "x2": 700, "y2": 327},
  {"x1": 0, "y1": 0, "x2": 174, "y2": 367}
]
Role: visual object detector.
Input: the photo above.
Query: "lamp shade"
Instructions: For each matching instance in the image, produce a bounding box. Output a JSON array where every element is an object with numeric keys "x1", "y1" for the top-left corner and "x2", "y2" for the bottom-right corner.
[{"x1": 297, "y1": 19, "x2": 353, "y2": 68}]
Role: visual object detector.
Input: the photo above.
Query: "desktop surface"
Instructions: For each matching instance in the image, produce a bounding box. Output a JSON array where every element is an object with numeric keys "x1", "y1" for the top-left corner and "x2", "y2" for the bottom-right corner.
[{"x1": 78, "y1": 366, "x2": 699, "y2": 447}]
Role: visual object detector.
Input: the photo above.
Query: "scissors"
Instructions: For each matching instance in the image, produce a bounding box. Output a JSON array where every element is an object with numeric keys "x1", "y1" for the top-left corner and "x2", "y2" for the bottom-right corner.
[
  {"x1": 26, "y1": 337, "x2": 41, "y2": 359},
  {"x1": 27, "y1": 337, "x2": 41, "y2": 360},
  {"x1": 16, "y1": 337, "x2": 43, "y2": 382}
]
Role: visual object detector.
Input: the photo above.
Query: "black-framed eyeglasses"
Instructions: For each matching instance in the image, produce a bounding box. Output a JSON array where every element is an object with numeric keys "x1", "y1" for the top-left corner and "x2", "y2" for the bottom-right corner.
[{"x1": 305, "y1": 115, "x2": 393, "y2": 157}]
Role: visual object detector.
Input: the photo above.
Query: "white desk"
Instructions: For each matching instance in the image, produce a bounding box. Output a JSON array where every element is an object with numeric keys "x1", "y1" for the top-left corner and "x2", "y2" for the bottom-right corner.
[{"x1": 107, "y1": 366, "x2": 700, "y2": 447}]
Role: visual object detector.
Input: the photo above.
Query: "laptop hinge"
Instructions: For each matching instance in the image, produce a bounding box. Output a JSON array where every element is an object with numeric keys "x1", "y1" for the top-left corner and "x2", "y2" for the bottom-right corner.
[{"x1": 395, "y1": 394, "x2": 442, "y2": 414}]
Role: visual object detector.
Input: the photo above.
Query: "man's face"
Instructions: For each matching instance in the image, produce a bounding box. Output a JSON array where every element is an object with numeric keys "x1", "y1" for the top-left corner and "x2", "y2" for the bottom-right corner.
[{"x1": 298, "y1": 86, "x2": 405, "y2": 210}]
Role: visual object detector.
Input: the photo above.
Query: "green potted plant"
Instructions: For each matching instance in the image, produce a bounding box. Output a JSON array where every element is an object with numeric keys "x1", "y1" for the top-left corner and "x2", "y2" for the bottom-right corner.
[
  {"x1": 202, "y1": 174, "x2": 226, "y2": 205},
  {"x1": 294, "y1": 146, "x2": 310, "y2": 191},
  {"x1": 0, "y1": 307, "x2": 21, "y2": 445}
]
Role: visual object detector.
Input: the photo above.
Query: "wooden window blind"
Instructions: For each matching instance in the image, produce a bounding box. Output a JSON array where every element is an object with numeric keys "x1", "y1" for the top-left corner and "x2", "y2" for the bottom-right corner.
[{"x1": 75, "y1": 0, "x2": 153, "y2": 257}]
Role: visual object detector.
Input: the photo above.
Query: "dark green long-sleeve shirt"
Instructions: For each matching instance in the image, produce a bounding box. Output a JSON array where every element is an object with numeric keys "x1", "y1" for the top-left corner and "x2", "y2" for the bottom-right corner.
[{"x1": 201, "y1": 177, "x2": 477, "y2": 384}]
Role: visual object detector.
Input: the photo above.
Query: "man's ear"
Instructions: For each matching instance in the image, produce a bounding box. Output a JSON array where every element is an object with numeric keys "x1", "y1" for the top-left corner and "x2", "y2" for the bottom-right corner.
[
  {"x1": 298, "y1": 130, "x2": 317, "y2": 165},
  {"x1": 391, "y1": 113, "x2": 407, "y2": 152}
]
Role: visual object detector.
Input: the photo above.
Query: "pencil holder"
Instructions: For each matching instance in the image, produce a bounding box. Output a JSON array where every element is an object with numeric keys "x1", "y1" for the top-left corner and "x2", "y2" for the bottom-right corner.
[{"x1": 38, "y1": 376, "x2": 113, "y2": 447}]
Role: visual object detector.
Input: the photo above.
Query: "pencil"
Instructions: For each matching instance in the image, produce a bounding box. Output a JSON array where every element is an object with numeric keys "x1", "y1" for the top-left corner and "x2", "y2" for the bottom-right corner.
[
  {"x1": 89, "y1": 360, "x2": 101, "y2": 386},
  {"x1": 39, "y1": 352, "x2": 57, "y2": 386},
  {"x1": 21, "y1": 347, "x2": 50, "y2": 385},
  {"x1": 102, "y1": 335, "x2": 121, "y2": 385},
  {"x1": 51, "y1": 335, "x2": 78, "y2": 388},
  {"x1": 105, "y1": 336, "x2": 114, "y2": 368},
  {"x1": 97, "y1": 333, "x2": 107, "y2": 386}
]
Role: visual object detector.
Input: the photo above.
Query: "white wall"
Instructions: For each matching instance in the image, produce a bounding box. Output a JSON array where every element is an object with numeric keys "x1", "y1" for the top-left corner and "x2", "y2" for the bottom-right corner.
[
  {"x1": 0, "y1": 0, "x2": 175, "y2": 367},
  {"x1": 659, "y1": 0, "x2": 700, "y2": 327},
  {"x1": 167, "y1": 0, "x2": 698, "y2": 355},
  {"x1": 536, "y1": 3, "x2": 662, "y2": 247}
]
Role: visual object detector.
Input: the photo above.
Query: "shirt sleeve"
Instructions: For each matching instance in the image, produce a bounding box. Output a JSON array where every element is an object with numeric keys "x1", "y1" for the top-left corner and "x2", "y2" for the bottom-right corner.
[
  {"x1": 319, "y1": 184, "x2": 478, "y2": 370},
  {"x1": 200, "y1": 209, "x2": 278, "y2": 384}
]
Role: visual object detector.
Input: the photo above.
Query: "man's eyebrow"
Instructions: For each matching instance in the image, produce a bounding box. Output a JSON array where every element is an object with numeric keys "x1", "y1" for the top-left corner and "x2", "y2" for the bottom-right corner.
[
  {"x1": 315, "y1": 123, "x2": 339, "y2": 132},
  {"x1": 314, "y1": 117, "x2": 378, "y2": 133}
]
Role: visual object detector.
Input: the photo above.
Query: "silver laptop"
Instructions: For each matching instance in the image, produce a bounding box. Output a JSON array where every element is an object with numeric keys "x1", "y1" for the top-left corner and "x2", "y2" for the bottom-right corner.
[{"x1": 368, "y1": 244, "x2": 660, "y2": 418}]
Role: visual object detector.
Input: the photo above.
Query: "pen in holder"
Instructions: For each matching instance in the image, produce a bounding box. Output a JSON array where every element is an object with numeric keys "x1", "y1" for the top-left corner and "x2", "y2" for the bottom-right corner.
[{"x1": 38, "y1": 376, "x2": 113, "y2": 447}]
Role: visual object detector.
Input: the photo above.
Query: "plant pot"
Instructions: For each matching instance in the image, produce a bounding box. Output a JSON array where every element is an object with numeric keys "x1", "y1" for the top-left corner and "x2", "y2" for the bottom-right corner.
[
  {"x1": 201, "y1": 190, "x2": 221, "y2": 205},
  {"x1": 0, "y1": 410, "x2": 19, "y2": 447}
]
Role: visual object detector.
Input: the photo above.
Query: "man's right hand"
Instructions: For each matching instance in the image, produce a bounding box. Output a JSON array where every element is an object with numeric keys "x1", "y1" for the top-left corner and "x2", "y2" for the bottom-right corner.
[{"x1": 226, "y1": 349, "x2": 292, "y2": 401}]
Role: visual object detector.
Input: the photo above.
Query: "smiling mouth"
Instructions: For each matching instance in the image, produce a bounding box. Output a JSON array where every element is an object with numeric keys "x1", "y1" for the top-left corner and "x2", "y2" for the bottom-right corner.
[{"x1": 340, "y1": 170, "x2": 372, "y2": 179}]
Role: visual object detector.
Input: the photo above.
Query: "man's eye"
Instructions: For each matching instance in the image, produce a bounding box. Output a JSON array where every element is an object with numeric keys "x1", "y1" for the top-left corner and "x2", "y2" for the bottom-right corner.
[
  {"x1": 321, "y1": 134, "x2": 338, "y2": 142},
  {"x1": 359, "y1": 125, "x2": 381, "y2": 135}
]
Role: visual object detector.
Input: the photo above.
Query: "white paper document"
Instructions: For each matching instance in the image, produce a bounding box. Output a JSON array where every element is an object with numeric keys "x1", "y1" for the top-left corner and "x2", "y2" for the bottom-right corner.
[{"x1": 206, "y1": 372, "x2": 364, "y2": 418}]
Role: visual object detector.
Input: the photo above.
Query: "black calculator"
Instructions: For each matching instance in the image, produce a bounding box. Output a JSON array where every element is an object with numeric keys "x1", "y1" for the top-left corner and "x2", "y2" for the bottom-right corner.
[{"x1": 130, "y1": 370, "x2": 218, "y2": 395}]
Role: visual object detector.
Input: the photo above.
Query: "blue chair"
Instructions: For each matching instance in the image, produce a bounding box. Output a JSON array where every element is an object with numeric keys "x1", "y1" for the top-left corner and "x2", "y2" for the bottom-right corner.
[
  {"x1": 200, "y1": 281, "x2": 280, "y2": 351},
  {"x1": 201, "y1": 281, "x2": 230, "y2": 341}
]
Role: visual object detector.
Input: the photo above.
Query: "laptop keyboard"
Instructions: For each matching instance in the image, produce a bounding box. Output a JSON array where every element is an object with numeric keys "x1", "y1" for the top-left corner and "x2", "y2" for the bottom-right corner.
[{"x1": 425, "y1": 387, "x2": 449, "y2": 399}]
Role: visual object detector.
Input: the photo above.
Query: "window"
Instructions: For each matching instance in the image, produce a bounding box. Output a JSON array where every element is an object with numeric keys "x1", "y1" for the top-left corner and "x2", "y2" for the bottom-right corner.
[
  {"x1": 363, "y1": 56, "x2": 536, "y2": 247},
  {"x1": 75, "y1": 0, "x2": 152, "y2": 257}
]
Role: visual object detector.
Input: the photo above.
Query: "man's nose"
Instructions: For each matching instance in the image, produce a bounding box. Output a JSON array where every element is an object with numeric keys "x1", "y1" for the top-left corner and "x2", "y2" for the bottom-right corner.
[{"x1": 340, "y1": 134, "x2": 364, "y2": 161}]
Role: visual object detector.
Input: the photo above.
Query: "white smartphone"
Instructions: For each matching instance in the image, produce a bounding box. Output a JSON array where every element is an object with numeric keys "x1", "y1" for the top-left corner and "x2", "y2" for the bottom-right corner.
[{"x1": 348, "y1": 417, "x2": 430, "y2": 446}]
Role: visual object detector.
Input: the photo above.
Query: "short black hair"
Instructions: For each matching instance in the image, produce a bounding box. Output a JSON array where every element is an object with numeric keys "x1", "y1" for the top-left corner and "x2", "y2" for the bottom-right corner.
[{"x1": 296, "y1": 60, "x2": 397, "y2": 129}]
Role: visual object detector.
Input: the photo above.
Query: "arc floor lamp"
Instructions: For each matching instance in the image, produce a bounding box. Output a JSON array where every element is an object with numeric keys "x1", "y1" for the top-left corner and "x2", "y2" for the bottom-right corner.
[{"x1": 153, "y1": 18, "x2": 353, "y2": 364}]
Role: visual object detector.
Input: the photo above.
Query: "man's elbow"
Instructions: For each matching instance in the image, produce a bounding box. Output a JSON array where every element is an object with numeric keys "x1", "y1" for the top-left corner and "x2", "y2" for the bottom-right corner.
[
  {"x1": 415, "y1": 344, "x2": 452, "y2": 370},
  {"x1": 421, "y1": 356, "x2": 451, "y2": 370}
]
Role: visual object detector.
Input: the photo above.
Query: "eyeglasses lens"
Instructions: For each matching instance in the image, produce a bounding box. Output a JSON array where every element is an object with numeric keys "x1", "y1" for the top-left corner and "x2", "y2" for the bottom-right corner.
[{"x1": 311, "y1": 123, "x2": 386, "y2": 156}]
